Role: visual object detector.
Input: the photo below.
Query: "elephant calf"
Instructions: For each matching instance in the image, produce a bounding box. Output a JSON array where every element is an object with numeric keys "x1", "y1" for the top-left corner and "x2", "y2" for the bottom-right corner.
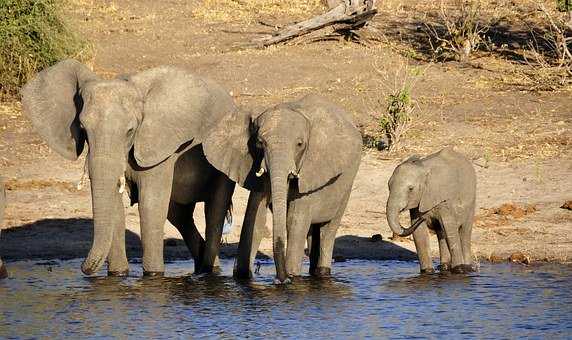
[{"x1": 386, "y1": 147, "x2": 476, "y2": 274}]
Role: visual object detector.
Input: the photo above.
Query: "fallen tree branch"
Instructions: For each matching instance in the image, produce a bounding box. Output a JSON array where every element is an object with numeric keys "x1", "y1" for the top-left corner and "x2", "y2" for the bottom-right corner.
[{"x1": 252, "y1": 0, "x2": 377, "y2": 48}]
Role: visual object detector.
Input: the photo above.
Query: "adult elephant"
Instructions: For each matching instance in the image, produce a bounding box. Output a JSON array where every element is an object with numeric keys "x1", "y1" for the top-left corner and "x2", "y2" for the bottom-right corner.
[
  {"x1": 386, "y1": 148, "x2": 476, "y2": 273},
  {"x1": 21, "y1": 60, "x2": 236, "y2": 276},
  {"x1": 203, "y1": 95, "x2": 362, "y2": 283},
  {"x1": 0, "y1": 177, "x2": 6, "y2": 279}
]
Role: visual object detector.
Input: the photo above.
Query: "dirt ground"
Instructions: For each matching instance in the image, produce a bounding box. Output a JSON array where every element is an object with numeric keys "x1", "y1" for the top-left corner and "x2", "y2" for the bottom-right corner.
[{"x1": 0, "y1": 0, "x2": 571, "y2": 267}]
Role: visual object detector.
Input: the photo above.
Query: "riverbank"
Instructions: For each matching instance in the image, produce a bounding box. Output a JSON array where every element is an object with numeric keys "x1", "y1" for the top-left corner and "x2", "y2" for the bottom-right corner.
[{"x1": 1, "y1": 153, "x2": 570, "y2": 266}]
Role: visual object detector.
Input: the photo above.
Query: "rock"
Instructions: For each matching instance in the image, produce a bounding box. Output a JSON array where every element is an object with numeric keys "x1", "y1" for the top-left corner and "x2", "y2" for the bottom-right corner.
[
  {"x1": 560, "y1": 200, "x2": 572, "y2": 210},
  {"x1": 389, "y1": 233, "x2": 411, "y2": 242},
  {"x1": 489, "y1": 254, "x2": 505, "y2": 263},
  {"x1": 493, "y1": 203, "x2": 536, "y2": 219},
  {"x1": 509, "y1": 252, "x2": 531, "y2": 265},
  {"x1": 370, "y1": 234, "x2": 383, "y2": 242}
]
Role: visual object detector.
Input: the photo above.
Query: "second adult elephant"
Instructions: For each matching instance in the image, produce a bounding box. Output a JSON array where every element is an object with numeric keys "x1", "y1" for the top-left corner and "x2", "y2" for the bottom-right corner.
[
  {"x1": 203, "y1": 95, "x2": 363, "y2": 283},
  {"x1": 21, "y1": 60, "x2": 237, "y2": 276}
]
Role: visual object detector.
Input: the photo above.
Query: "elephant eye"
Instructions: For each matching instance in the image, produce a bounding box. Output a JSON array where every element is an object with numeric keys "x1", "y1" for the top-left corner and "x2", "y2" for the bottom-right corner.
[
  {"x1": 408, "y1": 185, "x2": 414, "y2": 191},
  {"x1": 296, "y1": 139, "x2": 304, "y2": 148}
]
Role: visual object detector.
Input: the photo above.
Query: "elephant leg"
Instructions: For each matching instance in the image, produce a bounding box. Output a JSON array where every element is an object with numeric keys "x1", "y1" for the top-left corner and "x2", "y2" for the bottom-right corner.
[
  {"x1": 285, "y1": 200, "x2": 311, "y2": 278},
  {"x1": 168, "y1": 202, "x2": 205, "y2": 273},
  {"x1": 460, "y1": 216, "x2": 474, "y2": 269},
  {"x1": 0, "y1": 257, "x2": 6, "y2": 279},
  {"x1": 435, "y1": 226, "x2": 451, "y2": 272},
  {"x1": 311, "y1": 191, "x2": 351, "y2": 277},
  {"x1": 410, "y1": 209, "x2": 433, "y2": 273},
  {"x1": 310, "y1": 218, "x2": 340, "y2": 277},
  {"x1": 235, "y1": 191, "x2": 268, "y2": 279},
  {"x1": 440, "y1": 213, "x2": 465, "y2": 273},
  {"x1": 107, "y1": 212, "x2": 129, "y2": 276},
  {"x1": 308, "y1": 224, "x2": 320, "y2": 276},
  {"x1": 412, "y1": 223, "x2": 434, "y2": 274},
  {"x1": 138, "y1": 159, "x2": 175, "y2": 276},
  {"x1": 201, "y1": 176, "x2": 235, "y2": 274}
]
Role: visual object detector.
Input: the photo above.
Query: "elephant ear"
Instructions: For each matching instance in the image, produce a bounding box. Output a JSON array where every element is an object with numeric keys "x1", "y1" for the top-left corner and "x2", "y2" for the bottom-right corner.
[
  {"x1": 20, "y1": 59, "x2": 98, "y2": 160},
  {"x1": 294, "y1": 95, "x2": 362, "y2": 194},
  {"x1": 203, "y1": 111, "x2": 263, "y2": 190},
  {"x1": 419, "y1": 163, "x2": 451, "y2": 213},
  {"x1": 128, "y1": 66, "x2": 237, "y2": 167}
]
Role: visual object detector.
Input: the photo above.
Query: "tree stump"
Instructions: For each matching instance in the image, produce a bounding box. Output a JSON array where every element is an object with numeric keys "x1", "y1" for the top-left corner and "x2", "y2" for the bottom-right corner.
[{"x1": 253, "y1": 0, "x2": 377, "y2": 47}]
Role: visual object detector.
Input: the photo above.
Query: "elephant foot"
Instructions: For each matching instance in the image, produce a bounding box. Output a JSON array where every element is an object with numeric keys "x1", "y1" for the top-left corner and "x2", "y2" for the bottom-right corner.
[
  {"x1": 108, "y1": 269, "x2": 129, "y2": 277},
  {"x1": 233, "y1": 268, "x2": 253, "y2": 280},
  {"x1": 143, "y1": 271, "x2": 164, "y2": 277},
  {"x1": 420, "y1": 267, "x2": 435, "y2": 274},
  {"x1": 310, "y1": 266, "x2": 331, "y2": 277},
  {"x1": 437, "y1": 263, "x2": 451, "y2": 272},
  {"x1": 0, "y1": 263, "x2": 7, "y2": 279},
  {"x1": 451, "y1": 264, "x2": 474, "y2": 274}
]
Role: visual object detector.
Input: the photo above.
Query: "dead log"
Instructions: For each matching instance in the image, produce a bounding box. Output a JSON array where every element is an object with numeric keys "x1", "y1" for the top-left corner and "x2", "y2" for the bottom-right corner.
[{"x1": 253, "y1": 0, "x2": 377, "y2": 47}]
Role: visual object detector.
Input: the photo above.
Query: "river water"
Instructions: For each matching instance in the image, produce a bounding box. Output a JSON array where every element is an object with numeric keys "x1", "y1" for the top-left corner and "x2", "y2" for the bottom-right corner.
[{"x1": 0, "y1": 259, "x2": 570, "y2": 338}]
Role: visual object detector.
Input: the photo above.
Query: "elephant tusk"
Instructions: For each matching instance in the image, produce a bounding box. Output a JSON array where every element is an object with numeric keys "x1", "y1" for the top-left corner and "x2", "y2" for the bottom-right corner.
[
  {"x1": 255, "y1": 166, "x2": 265, "y2": 177},
  {"x1": 118, "y1": 176, "x2": 126, "y2": 194}
]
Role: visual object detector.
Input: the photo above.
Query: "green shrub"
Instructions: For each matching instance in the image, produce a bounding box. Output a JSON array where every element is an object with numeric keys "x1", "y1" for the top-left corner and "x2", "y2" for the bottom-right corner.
[
  {"x1": 378, "y1": 86, "x2": 414, "y2": 153},
  {"x1": 556, "y1": 0, "x2": 572, "y2": 12},
  {"x1": 0, "y1": 0, "x2": 91, "y2": 97}
]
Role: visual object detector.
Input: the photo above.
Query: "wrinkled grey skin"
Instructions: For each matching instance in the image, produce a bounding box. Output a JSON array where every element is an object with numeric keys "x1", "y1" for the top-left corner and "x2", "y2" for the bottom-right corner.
[
  {"x1": 0, "y1": 177, "x2": 6, "y2": 279},
  {"x1": 21, "y1": 60, "x2": 237, "y2": 276},
  {"x1": 386, "y1": 147, "x2": 476, "y2": 273},
  {"x1": 203, "y1": 95, "x2": 362, "y2": 283}
]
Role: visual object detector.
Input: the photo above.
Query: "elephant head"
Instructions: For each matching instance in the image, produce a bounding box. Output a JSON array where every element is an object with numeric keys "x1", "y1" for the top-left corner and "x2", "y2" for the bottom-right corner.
[
  {"x1": 21, "y1": 60, "x2": 236, "y2": 275},
  {"x1": 386, "y1": 155, "x2": 449, "y2": 237},
  {"x1": 203, "y1": 94, "x2": 361, "y2": 282}
]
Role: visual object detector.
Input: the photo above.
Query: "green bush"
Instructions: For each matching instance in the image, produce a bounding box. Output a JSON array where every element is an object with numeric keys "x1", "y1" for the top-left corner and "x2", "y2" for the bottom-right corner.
[
  {"x1": 0, "y1": 0, "x2": 90, "y2": 97},
  {"x1": 556, "y1": 0, "x2": 572, "y2": 12}
]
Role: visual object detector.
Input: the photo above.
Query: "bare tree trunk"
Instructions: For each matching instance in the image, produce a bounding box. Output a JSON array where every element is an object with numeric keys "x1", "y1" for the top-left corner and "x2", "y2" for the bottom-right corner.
[{"x1": 253, "y1": 0, "x2": 377, "y2": 47}]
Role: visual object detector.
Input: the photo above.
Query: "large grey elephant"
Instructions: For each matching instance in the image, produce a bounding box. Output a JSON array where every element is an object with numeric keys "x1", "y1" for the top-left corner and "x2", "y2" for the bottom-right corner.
[
  {"x1": 0, "y1": 177, "x2": 6, "y2": 279},
  {"x1": 203, "y1": 94, "x2": 363, "y2": 283},
  {"x1": 21, "y1": 60, "x2": 237, "y2": 276},
  {"x1": 386, "y1": 147, "x2": 476, "y2": 273}
]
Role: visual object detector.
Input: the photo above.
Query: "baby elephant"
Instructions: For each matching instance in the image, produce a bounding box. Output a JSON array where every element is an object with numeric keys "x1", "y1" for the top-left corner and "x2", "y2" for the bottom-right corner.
[{"x1": 386, "y1": 147, "x2": 476, "y2": 274}]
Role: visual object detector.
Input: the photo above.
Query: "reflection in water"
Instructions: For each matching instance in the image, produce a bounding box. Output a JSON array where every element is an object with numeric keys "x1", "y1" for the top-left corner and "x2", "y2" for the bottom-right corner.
[{"x1": 0, "y1": 259, "x2": 571, "y2": 338}]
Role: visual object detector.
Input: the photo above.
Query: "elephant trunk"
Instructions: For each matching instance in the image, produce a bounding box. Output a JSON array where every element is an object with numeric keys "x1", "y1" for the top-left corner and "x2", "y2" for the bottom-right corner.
[
  {"x1": 268, "y1": 151, "x2": 289, "y2": 283},
  {"x1": 386, "y1": 195, "x2": 423, "y2": 237},
  {"x1": 81, "y1": 151, "x2": 125, "y2": 275}
]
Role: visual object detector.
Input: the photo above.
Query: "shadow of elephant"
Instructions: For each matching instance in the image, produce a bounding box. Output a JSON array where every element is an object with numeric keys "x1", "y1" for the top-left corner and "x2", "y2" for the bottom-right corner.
[
  {"x1": 1, "y1": 218, "x2": 271, "y2": 265},
  {"x1": 1, "y1": 218, "x2": 141, "y2": 261},
  {"x1": 332, "y1": 235, "x2": 418, "y2": 261}
]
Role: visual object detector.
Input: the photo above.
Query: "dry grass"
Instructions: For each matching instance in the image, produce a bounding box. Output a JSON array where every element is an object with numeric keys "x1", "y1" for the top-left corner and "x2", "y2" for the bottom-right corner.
[{"x1": 192, "y1": 0, "x2": 324, "y2": 24}]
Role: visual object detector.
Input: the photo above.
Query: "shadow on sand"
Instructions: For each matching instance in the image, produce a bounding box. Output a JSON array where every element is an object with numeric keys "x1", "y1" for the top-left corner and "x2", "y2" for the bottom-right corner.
[
  {"x1": 1, "y1": 219, "x2": 417, "y2": 263},
  {"x1": 0, "y1": 218, "x2": 268, "y2": 262},
  {"x1": 333, "y1": 235, "x2": 417, "y2": 261}
]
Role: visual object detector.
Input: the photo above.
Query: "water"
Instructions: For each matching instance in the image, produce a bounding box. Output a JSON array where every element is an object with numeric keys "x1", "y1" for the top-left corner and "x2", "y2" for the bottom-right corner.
[{"x1": 0, "y1": 259, "x2": 571, "y2": 338}]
